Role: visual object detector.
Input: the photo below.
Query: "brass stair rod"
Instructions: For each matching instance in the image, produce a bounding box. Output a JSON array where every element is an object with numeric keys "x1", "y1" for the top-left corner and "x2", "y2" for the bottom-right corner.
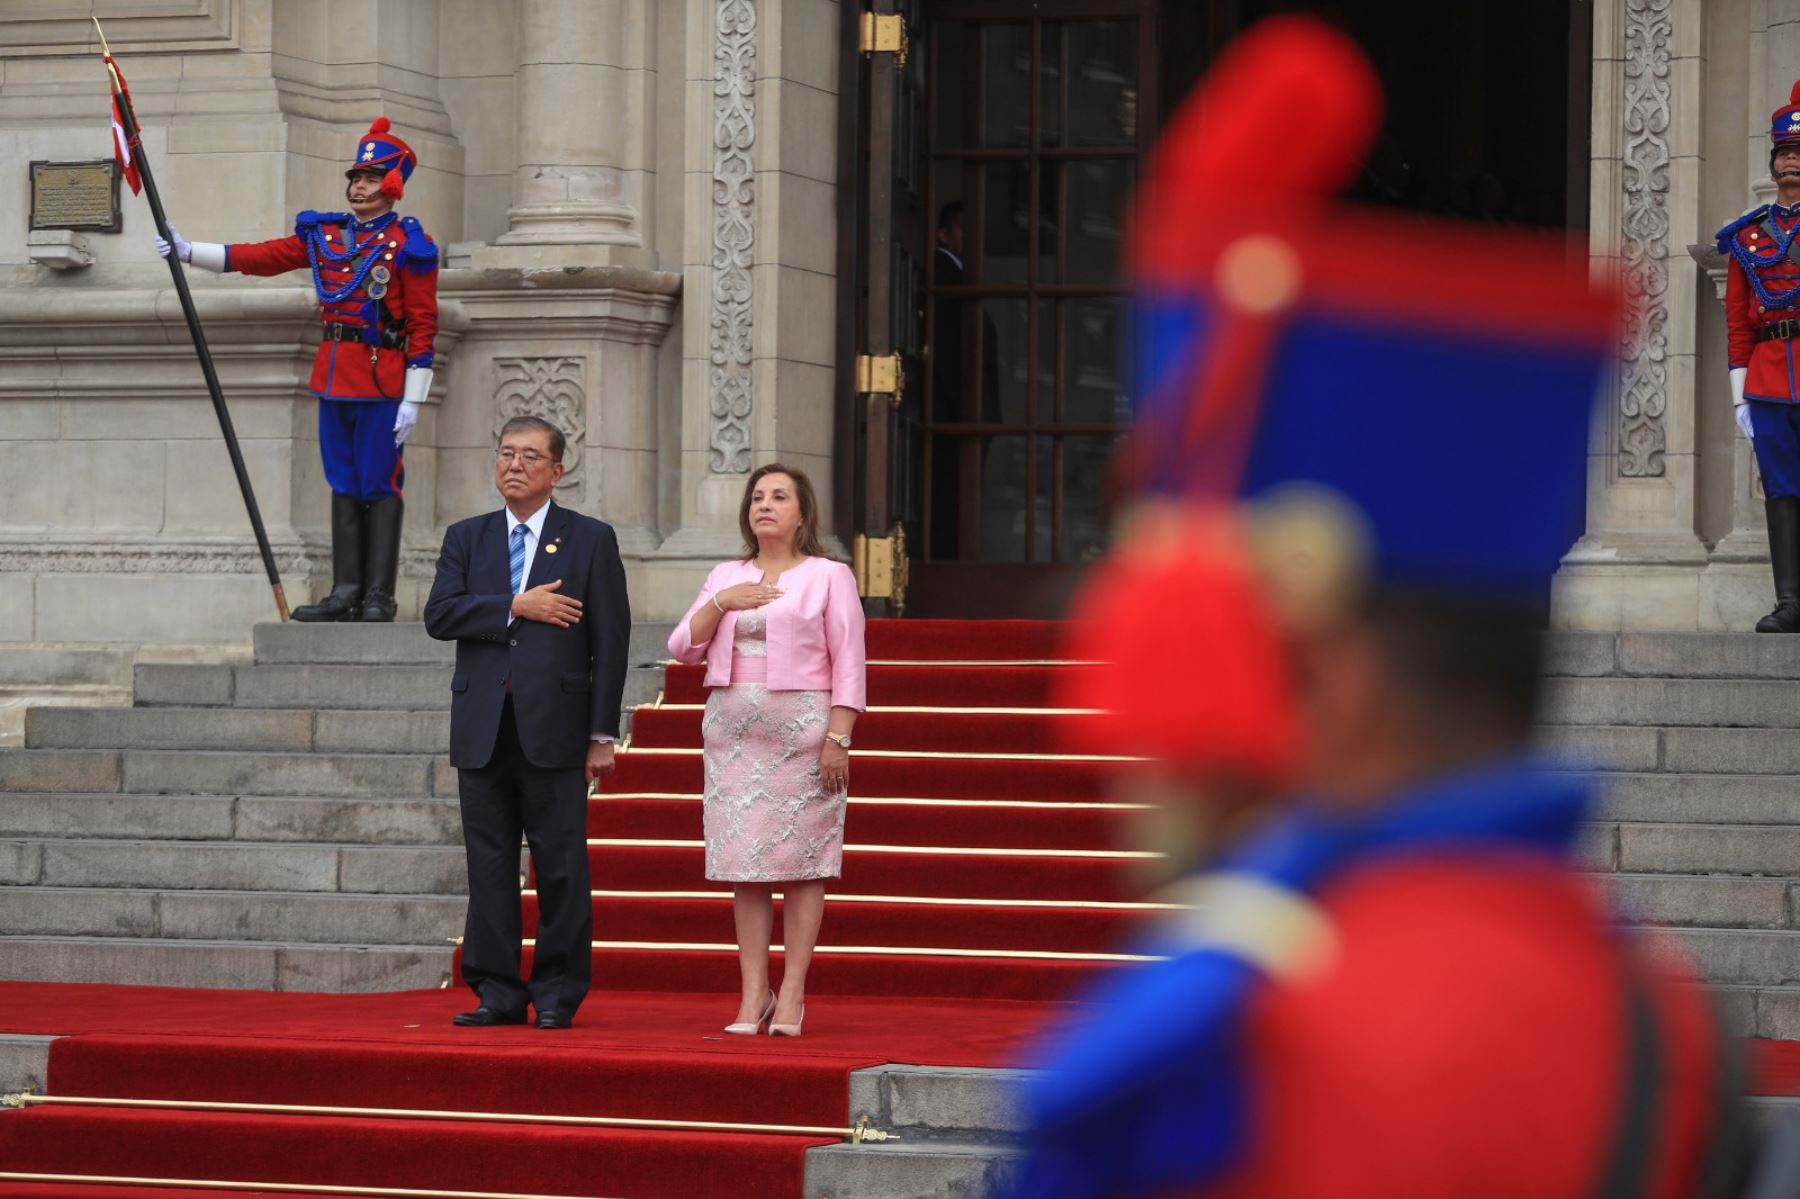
[
  {"x1": 1, "y1": 1092, "x2": 899, "y2": 1143},
  {"x1": 0, "y1": 1170, "x2": 616, "y2": 1199}
]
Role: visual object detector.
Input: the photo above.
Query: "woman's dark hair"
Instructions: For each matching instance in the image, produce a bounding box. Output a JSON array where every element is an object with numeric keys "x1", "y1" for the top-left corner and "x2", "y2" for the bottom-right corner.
[{"x1": 738, "y1": 463, "x2": 829, "y2": 560}]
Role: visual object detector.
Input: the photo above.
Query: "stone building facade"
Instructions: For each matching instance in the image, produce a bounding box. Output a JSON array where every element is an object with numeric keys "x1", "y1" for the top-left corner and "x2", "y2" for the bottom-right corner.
[{"x1": 0, "y1": 0, "x2": 1787, "y2": 642}]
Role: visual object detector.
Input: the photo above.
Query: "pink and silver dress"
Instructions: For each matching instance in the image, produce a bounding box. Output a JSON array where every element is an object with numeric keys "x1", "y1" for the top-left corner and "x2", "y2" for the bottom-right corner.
[{"x1": 701, "y1": 605, "x2": 845, "y2": 881}]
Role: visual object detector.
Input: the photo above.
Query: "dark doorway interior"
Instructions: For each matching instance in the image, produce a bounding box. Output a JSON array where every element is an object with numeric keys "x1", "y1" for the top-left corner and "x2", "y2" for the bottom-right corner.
[{"x1": 844, "y1": 1, "x2": 1584, "y2": 619}]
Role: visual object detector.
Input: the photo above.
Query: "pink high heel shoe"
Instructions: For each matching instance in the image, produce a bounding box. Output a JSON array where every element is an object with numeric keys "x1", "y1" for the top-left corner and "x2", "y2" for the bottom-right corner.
[
  {"x1": 724, "y1": 991, "x2": 775, "y2": 1036},
  {"x1": 768, "y1": 1004, "x2": 805, "y2": 1037}
]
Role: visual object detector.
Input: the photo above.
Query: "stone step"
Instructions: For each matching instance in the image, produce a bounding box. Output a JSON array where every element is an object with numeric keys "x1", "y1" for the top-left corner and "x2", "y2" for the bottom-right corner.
[
  {"x1": 251, "y1": 620, "x2": 678, "y2": 667},
  {"x1": 1542, "y1": 676, "x2": 1800, "y2": 728},
  {"x1": 0, "y1": 886, "x2": 464, "y2": 945},
  {"x1": 1544, "y1": 631, "x2": 1800, "y2": 680},
  {"x1": 848, "y1": 1063, "x2": 1030, "y2": 1142},
  {"x1": 803, "y1": 1139, "x2": 1019, "y2": 1198},
  {"x1": 0, "y1": 793, "x2": 459, "y2": 845},
  {"x1": 130, "y1": 662, "x2": 665, "y2": 718},
  {"x1": 1596, "y1": 774, "x2": 1800, "y2": 825},
  {"x1": 0, "y1": 935, "x2": 453, "y2": 992},
  {"x1": 1670, "y1": 927, "x2": 1800, "y2": 987},
  {"x1": 1589, "y1": 823, "x2": 1800, "y2": 878},
  {"x1": 1536, "y1": 724, "x2": 1800, "y2": 774},
  {"x1": 0, "y1": 644, "x2": 138, "y2": 688},
  {"x1": 0, "y1": 747, "x2": 450, "y2": 797},
  {"x1": 1602, "y1": 872, "x2": 1795, "y2": 929},
  {"x1": 0, "y1": 838, "x2": 466, "y2": 894}
]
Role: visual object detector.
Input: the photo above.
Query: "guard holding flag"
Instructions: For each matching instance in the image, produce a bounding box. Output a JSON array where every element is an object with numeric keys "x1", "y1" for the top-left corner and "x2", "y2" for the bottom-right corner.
[
  {"x1": 156, "y1": 118, "x2": 439, "y2": 623},
  {"x1": 1717, "y1": 81, "x2": 1800, "y2": 633}
]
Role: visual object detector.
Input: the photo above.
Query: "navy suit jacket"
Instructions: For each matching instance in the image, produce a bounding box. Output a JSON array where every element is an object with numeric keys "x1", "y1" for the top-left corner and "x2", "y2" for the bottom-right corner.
[{"x1": 424, "y1": 501, "x2": 630, "y2": 771}]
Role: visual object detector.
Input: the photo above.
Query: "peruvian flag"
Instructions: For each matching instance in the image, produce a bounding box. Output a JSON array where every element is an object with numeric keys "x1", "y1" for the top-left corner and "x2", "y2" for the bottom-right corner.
[{"x1": 106, "y1": 55, "x2": 142, "y2": 196}]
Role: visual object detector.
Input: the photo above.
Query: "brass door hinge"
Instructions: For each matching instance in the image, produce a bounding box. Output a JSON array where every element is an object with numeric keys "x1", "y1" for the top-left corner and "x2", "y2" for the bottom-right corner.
[
  {"x1": 855, "y1": 352, "x2": 904, "y2": 409},
  {"x1": 853, "y1": 524, "x2": 910, "y2": 614},
  {"x1": 860, "y1": 11, "x2": 909, "y2": 65}
]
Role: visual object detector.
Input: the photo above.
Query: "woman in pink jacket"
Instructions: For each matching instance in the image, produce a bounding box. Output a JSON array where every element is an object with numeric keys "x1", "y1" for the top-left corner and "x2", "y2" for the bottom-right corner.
[{"x1": 668, "y1": 463, "x2": 866, "y2": 1037}]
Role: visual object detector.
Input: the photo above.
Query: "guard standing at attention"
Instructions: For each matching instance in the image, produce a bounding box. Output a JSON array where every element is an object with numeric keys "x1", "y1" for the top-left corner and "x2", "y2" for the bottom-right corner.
[
  {"x1": 156, "y1": 117, "x2": 438, "y2": 623},
  {"x1": 1718, "y1": 81, "x2": 1800, "y2": 633},
  {"x1": 1008, "y1": 18, "x2": 1758, "y2": 1198}
]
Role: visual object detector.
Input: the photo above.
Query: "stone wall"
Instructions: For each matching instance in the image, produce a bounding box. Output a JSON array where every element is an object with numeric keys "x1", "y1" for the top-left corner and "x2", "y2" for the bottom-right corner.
[{"x1": 0, "y1": 0, "x2": 840, "y2": 641}]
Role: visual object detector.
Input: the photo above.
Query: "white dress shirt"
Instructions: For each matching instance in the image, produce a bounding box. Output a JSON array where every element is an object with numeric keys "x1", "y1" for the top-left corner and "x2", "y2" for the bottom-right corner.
[{"x1": 504, "y1": 500, "x2": 611, "y2": 745}]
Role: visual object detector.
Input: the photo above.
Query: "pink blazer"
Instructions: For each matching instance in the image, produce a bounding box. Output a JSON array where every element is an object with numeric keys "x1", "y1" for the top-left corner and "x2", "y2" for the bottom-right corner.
[{"x1": 668, "y1": 556, "x2": 868, "y2": 711}]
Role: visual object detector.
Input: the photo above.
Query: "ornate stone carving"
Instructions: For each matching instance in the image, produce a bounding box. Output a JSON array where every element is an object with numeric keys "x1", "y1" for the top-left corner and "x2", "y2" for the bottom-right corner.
[
  {"x1": 710, "y1": 0, "x2": 757, "y2": 474},
  {"x1": 494, "y1": 357, "x2": 587, "y2": 492},
  {"x1": 1618, "y1": 0, "x2": 1672, "y2": 478},
  {"x1": 0, "y1": 540, "x2": 314, "y2": 575}
]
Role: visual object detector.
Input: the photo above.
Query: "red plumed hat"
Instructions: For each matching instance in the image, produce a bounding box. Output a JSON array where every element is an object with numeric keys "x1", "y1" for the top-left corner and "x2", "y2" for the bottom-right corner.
[{"x1": 346, "y1": 116, "x2": 418, "y2": 200}]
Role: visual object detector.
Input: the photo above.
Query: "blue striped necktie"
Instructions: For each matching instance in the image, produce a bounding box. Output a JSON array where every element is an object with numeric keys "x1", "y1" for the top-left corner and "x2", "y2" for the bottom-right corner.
[{"x1": 509, "y1": 523, "x2": 528, "y2": 594}]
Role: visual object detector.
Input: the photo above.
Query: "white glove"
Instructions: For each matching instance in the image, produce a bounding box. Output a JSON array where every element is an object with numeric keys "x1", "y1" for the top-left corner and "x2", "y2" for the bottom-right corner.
[
  {"x1": 1732, "y1": 367, "x2": 1753, "y2": 443},
  {"x1": 155, "y1": 225, "x2": 226, "y2": 273},
  {"x1": 154, "y1": 225, "x2": 191, "y2": 262},
  {"x1": 394, "y1": 366, "x2": 432, "y2": 446}
]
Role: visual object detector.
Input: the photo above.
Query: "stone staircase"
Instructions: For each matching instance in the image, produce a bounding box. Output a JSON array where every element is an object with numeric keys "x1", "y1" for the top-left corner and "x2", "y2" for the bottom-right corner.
[
  {"x1": 1, "y1": 625, "x2": 1796, "y2": 1196},
  {"x1": 1542, "y1": 631, "x2": 1800, "y2": 1041},
  {"x1": 0, "y1": 621, "x2": 668, "y2": 991}
]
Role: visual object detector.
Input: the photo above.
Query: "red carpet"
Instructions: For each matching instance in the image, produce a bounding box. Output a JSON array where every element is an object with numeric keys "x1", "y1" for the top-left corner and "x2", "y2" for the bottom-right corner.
[{"x1": 4, "y1": 618, "x2": 1796, "y2": 1198}]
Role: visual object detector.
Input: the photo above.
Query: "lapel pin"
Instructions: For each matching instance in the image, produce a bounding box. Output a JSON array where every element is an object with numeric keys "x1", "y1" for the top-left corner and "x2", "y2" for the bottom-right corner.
[{"x1": 545, "y1": 543, "x2": 558, "y2": 554}]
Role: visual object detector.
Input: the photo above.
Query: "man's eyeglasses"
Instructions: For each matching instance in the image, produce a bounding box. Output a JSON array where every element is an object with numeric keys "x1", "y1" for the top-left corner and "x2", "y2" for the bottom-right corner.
[{"x1": 496, "y1": 448, "x2": 553, "y2": 467}]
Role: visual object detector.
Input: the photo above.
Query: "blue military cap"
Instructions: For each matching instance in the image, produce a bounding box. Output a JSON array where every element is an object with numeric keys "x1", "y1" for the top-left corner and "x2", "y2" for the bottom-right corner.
[{"x1": 1125, "y1": 17, "x2": 1618, "y2": 604}]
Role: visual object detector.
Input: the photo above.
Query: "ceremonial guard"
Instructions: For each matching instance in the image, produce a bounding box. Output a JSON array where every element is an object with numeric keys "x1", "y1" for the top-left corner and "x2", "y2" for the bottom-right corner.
[
  {"x1": 157, "y1": 117, "x2": 438, "y2": 622},
  {"x1": 1009, "y1": 19, "x2": 1757, "y2": 1198},
  {"x1": 1718, "y1": 82, "x2": 1800, "y2": 633}
]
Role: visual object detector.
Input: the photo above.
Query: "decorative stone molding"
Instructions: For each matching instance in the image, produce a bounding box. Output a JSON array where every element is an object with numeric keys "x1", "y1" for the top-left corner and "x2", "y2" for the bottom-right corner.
[
  {"x1": 494, "y1": 357, "x2": 588, "y2": 493},
  {"x1": 1, "y1": 1, "x2": 236, "y2": 57},
  {"x1": 709, "y1": 0, "x2": 758, "y2": 475},
  {"x1": 1617, "y1": 0, "x2": 1673, "y2": 479},
  {"x1": 0, "y1": 540, "x2": 315, "y2": 576}
]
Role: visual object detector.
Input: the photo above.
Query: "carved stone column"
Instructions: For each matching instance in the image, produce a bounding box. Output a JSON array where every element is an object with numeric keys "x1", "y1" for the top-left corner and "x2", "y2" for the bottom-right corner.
[
  {"x1": 1552, "y1": 0, "x2": 1712, "y2": 629},
  {"x1": 480, "y1": 0, "x2": 653, "y2": 266}
]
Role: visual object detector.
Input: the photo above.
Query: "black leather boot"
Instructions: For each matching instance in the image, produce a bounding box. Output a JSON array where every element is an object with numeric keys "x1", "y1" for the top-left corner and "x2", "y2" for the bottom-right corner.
[
  {"x1": 360, "y1": 495, "x2": 404, "y2": 623},
  {"x1": 1758, "y1": 496, "x2": 1800, "y2": 633},
  {"x1": 292, "y1": 493, "x2": 365, "y2": 622}
]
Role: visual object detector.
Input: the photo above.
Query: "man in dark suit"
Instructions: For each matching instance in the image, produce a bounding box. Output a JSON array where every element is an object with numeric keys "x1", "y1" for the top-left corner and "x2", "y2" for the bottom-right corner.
[{"x1": 424, "y1": 415, "x2": 629, "y2": 1029}]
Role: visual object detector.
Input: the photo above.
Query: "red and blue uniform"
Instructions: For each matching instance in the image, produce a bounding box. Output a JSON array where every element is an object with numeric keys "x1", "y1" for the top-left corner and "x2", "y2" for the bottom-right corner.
[
  {"x1": 226, "y1": 209, "x2": 438, "y2": 501},
  {"x1": 1721, "y1": 204, "x2": 1800, "y2": 495},
  {"x1": 223, "y1": 117, "x2": 436, "y2": 505}
]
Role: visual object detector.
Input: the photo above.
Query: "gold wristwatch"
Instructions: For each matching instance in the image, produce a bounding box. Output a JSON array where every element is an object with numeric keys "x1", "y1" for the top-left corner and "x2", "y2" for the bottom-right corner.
[{"x1": 825, "y1": 731, "x2": 852, "y2": 749}]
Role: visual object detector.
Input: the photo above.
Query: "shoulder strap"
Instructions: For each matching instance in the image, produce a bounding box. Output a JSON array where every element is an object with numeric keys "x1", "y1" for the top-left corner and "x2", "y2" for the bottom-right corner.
[{"x1": 1591, "y1": 942, "x2": 1662, "y2": 1199}]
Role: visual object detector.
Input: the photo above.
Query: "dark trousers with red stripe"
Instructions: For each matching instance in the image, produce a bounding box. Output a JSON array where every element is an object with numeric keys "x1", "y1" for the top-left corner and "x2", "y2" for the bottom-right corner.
[
  {"x1": 318, "y1": 397, "x2": 404, "y2": 501},
  {"x1": 457, "y1": 697, "x2": 593, "y2": 1019}
]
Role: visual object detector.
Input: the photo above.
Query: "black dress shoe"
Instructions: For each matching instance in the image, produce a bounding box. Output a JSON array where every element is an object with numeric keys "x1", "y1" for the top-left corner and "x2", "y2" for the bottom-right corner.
[
  {"x1": 451, "y1": 1006, "x2": 525, "y2": 1027},
  {"x1": 535, "y1": 1011, "x2": 572, "y2": 1029}
]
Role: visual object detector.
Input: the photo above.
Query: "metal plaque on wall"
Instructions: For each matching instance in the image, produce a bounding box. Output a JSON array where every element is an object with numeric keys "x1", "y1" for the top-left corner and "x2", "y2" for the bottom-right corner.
[{"x1": 29, "y1": 160, "x2": 122, "y2": 233}]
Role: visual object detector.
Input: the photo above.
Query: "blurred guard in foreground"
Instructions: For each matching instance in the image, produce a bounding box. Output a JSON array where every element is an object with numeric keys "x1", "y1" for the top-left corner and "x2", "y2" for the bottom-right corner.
[{"x1": 1013, "y1": 18, "x2": 1756, "y2": 1199}]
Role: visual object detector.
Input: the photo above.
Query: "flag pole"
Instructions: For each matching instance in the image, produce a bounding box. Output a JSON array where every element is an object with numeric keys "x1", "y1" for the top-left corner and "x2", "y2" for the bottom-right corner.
[{"x1": 97, "y1": 18, "x2": 290, "y2": 621}]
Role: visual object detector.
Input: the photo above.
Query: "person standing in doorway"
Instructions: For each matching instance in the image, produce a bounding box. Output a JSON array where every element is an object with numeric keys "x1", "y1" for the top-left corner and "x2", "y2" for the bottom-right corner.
[
  {"x1": 424, "y1": 416, "x2": 630, "y2": 1030},
  {"x1": 669, "y1": 464, "x2": 866, "y2": 1037}
]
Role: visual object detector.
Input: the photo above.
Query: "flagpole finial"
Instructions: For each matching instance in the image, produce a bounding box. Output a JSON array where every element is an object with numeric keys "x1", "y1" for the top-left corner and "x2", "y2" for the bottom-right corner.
[{"x1": 92, "y1": 16, "x2": 112, "y2": 58}]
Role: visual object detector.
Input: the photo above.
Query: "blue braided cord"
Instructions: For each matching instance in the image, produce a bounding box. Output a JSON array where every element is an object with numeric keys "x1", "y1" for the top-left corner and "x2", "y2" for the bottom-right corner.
[{"x1": 306, "y1": 223, "x2": 392, "y2": 306}]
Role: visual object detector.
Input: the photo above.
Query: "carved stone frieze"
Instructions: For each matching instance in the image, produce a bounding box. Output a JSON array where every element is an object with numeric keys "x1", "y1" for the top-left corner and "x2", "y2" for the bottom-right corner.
[
  {"x1": 494, "y1": 356, "x2": 588, "y2": 492},
  {"x1": 710, "y1": 0, "x2": 758, "y2": 475},
  {"x1": 1618, "y1": 0, "x2": 1672, "y2": 479},
  {"x1": 0, "y1": 540, "x2": 315, "y2": 575}
]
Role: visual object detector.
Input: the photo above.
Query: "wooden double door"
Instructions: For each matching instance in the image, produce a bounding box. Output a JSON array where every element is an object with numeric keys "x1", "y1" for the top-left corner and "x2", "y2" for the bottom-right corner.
[
  {"x1": 838, "y1": 0, "x2": 1159, "y2": 618},
  {"x1": 836, "y1": 1, "x2": 1586, "y2": 617}
]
